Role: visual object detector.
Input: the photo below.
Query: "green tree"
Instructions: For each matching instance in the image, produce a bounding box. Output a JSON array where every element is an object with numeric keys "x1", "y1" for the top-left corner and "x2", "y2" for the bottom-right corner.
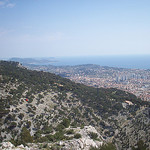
[
  {"x1": 20, "y1": 127, "x2": 33, "y2": 143},
  {"x1": 132, "y1": 140, "x2": 147, "y2": 150},
  {"x1": 61, "y1": 118, "x2": 70, "y2": 128},
  {"x1": 74, "y1": 133, "x2": 81, "y2": 139}
]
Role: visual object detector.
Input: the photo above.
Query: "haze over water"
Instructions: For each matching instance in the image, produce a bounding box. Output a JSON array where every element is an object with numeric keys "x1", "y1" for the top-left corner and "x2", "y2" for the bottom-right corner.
[{"x1": 51, "y1": 55, "x2": 150, "y2": 70}]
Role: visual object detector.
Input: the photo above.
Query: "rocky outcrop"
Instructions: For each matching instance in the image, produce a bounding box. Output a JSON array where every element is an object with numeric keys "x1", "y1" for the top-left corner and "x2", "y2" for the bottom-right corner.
[
  {"x1": 0, "y1": 126, "x2": 103, "y2": 150},
  {"x1": 0, "y1": 142, "x2": 30, "y2": 150},
  {"x1": 59, "y1": 138, "x2": 102, "y2": 150},
  {"x1": 58, "y1": 126, "x2": 103, "y2": 150}
]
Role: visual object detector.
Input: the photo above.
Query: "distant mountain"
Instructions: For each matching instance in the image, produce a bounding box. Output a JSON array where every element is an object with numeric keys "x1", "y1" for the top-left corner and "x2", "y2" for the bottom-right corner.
[
  {"x1": 0, "y1": 61, "x2": 149, "y2": 150},
  {"x1": 9, "y1": 57, "x2": 57, "y2": 65}
]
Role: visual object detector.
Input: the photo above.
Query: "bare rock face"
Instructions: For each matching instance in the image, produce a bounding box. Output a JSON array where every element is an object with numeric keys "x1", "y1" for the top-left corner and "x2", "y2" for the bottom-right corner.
[
  {"x1": 0, "y1": 142, "x2": 30, "y2": 150},
  {"x1": 0, "y1": 126, "x2": 103, "y2": 150},
  {"x1": 59, "y1": 138, "x2": 102, "y2": 150},
  {"x1": 0, "y1": 142, "x2": 14, "y2": 150},
  {"x1": 58, "y1": 126, "x2": 103, "y2": 150},
  {"x1": 78, "y1": 125, "x2": 104, "y2": 140}
]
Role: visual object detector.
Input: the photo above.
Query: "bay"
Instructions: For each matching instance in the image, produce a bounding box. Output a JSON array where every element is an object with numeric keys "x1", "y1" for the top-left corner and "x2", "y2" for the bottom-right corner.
[{"x1": 50, "y1": 55, "x2": 150, "y2": 69}]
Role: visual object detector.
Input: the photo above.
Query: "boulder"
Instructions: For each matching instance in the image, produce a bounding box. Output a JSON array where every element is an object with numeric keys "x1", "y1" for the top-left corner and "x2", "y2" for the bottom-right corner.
[{"x1": 1, "y1": 142, "x2": 14, "y2": 150}]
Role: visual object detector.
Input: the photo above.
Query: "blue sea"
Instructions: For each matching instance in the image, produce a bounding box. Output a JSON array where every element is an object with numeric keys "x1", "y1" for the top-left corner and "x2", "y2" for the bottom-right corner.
[{"x1": 50, "y1": 55, "x2": 150, "y2": 69}]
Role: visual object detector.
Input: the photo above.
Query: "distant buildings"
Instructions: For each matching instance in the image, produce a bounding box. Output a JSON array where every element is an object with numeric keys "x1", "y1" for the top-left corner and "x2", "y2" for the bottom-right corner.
[{"x1": 26, "y1": 64, "x2": 150, "y2": 102}]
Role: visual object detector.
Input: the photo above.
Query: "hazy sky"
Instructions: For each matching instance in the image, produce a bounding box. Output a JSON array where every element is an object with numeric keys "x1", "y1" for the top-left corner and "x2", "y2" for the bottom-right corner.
[{"x1": 0, "y1": 0, "x2": 150, "y2": 58}]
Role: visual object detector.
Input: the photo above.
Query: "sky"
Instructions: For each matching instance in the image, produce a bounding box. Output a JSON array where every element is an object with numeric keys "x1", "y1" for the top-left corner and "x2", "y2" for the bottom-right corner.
[{"x1": 0, "y1": 0, "x2": 150, "y2": 58}]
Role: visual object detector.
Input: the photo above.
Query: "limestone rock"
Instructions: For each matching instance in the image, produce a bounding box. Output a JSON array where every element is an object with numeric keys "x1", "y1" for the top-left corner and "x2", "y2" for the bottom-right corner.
[
  {"x1": 1, "y1": 142, "x2": 14, "y2": 150},
  {"x1": 0, "y1": 142, "x2": 30, "y2": 150},
  {"x1": 58, "y1": 125, "x2": 103, "y2": 150}
]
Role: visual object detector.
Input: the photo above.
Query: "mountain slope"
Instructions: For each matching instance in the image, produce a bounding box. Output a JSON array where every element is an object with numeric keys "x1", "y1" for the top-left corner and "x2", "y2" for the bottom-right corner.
[{"x1": 0, "y1": 61, "x2": 149, "y2": 149}]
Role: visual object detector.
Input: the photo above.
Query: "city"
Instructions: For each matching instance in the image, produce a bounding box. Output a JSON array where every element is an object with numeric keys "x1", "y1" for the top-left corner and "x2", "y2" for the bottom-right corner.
[{"x1": 26, "y1": 64, "x2": 150, "y2": 102}]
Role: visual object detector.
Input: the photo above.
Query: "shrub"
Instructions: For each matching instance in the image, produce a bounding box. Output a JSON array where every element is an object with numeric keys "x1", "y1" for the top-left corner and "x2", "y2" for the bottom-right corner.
[
  {"x1": 66, "y1": 129, "x2": 74, "y2": 135},
  {"x1": 37, "y1": 136, "x2": 48, "y2": 143},
  {"x1": 99, "y1": 143, "x2": 116, "y2": 150},
  {"x1": 26, "y1": 121, "x2": 31, "y2": 128},
  {"x1": 8, "y1": 122, "x2": 17, "y2": 130},
  {"x1": 71, "y1": 121, "x2": 77, "y2": 128},
  {"x1": 132, "y1": 140, "x2": 148, "y2": 150},
  {"x1": 90, "y1": 143, "x2": 116, "y2": 150},
  {"x1": 46, "y1": 134, "x2": 54, "y2": 142},
  {"x1": 61, "y1": 118, "x2": 70, "y2": 128},
  {"x1": 56, "y1": 124, "x2": 65, "y2": 132},
  {"x1": 74, "y1": 133, "x2": 81, "y2": 139},
  {"x1": 43, "y1": 125, "x2": 53, "y2": 134},
  {"x1": 50, "y1": 144, "x2": 62, "y2": 150},
  {"x1": 89, "y1": 132, "x2": 98, "y2": 140},
  {"x1": 20, "y1": 127, "x2": 33, "y2": 143},
  {"x1": 18, "y1": 113, "x2": 24, "y2": 120},
  {"x1": 53, "y1": 131, "x2": 65, "y2": 141},
  {"x1": 34, "y1": 132, "x2": 41, "y2": 140}
]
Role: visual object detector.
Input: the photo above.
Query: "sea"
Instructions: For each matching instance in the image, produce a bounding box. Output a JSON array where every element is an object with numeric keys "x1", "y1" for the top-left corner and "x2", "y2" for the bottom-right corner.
[{"x1": 49, "y1": 55, "x2": 150, "y2": 70}]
